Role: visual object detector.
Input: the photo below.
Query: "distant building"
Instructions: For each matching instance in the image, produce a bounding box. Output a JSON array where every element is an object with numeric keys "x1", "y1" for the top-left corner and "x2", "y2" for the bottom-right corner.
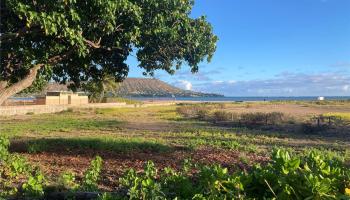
[
  {"x1": 36, "y1": 91, "x2": 88, "y2": 105},
  {"x1": 317, "y1": 96, "x2": 325, "y2": 101}
]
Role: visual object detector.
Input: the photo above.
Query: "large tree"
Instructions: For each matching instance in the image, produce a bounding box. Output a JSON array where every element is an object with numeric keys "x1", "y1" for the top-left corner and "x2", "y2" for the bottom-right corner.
[{"x1": 0, "y1": 0, "x2": 217, "y2": 105}]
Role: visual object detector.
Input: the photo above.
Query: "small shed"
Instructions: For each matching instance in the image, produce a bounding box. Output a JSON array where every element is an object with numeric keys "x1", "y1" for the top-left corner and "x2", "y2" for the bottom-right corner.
[{"x1": 36, "y1": 91, "x2": 88, "y2": 105}]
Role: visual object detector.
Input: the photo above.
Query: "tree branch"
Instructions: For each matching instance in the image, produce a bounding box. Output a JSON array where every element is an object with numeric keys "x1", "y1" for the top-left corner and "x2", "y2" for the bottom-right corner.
[
  {"x1": 0, "y1": 50, "x2": 74, "y2": 105},
  {"x1": 0, "y1": 27, "x2": 32, "y2": 42},
  {"x1": 83, "y1": 38, "x2": 124, "y2": 51},
  {"x1": 0, "y1": 81, "x2": 8, "y2": 93}
]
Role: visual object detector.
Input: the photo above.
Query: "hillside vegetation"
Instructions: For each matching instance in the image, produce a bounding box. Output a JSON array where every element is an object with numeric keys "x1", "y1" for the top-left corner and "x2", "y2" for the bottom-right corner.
[{"x1": 37, "y1": 78, "x2": 222, "y2": 97}]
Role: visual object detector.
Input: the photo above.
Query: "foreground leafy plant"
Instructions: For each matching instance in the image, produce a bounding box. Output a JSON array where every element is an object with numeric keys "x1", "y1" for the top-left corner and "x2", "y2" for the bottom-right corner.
[
  {"x1": 119, "y1": 149, "x2": 350, "y2": 199},
  {"x1": 1, "y1": 134, "x2": 349, "y2": 199},
  {"x1": 0, "y1": 137, "x2": 44, "y2": 199},
  {"x1": 22, "y1": 170, "x2": 45, "y2": 198},
  {"x1": 82, "y1": 156, "x2": 103, "y2": 191}
]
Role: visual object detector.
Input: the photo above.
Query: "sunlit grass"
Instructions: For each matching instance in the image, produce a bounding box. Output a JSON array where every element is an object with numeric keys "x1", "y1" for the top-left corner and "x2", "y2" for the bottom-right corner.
[
  {"x1": 323, "y1": 112, "x2": 350, "y2": 121},
  {"x1": 0, "y1": 114, "x2": 122, "y2": 137}
]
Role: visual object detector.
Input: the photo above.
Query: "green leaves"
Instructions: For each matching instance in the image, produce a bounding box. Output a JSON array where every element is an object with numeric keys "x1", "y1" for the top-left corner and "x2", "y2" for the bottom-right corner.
[
  {"x1": 82, "y1": 156, "x2": 103, "y2": 191},
  {"x1": 1, "y1": 133, "x2": 349, "y2": 200},
  {"x1": 0, "y1": 136, "x2": 10, "y2": 160},
  {"x1": 118, "y1": 149, "x2": 350, "y2": 199},
  {"x1": 1, "y1": 0, "x2": 217, "y2": 101},
  {"x1": 119, "y1": 161, "x2": 165, "y2": 199},
  {"x1": 22, "y1": 170, "x2": 45, "y2": 198},
  {"x1": 272, "y1": 148, "x2": 301, "y2": 174}
]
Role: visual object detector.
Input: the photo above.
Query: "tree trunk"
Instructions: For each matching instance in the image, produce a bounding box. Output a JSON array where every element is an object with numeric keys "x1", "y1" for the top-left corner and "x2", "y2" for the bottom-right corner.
[
  {"x1": 0, "y1": 64, "x2": 43, "y2": 106},
  {"x1": 0, "y1": 51, "x2": 72, "y2": 106}
]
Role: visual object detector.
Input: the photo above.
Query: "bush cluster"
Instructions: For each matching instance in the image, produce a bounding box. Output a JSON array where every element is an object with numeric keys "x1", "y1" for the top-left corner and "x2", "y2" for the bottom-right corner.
[
  {"x1": 176, "y1": 105, "x2": 210, "y2": 119},
  {"x1": 177, "y1": 105, "x2": 286, "y2": 126}
]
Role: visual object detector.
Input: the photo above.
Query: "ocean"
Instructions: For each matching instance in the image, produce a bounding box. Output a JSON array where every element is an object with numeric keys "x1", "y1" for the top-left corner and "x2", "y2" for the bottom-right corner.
[{"x1": 130, "y1": 96, "x2": 350, "y2": 102}]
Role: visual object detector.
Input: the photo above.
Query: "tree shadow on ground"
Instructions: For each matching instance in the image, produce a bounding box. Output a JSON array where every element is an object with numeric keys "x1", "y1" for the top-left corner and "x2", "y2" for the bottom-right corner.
[{"x1": 10, "y1": 137, "x2": 175, "y2": 155}]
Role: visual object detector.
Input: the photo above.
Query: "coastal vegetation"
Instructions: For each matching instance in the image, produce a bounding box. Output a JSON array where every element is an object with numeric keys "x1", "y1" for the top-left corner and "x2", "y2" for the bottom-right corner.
[{"x1": 1, "y1": 101, "x2": 350, "y2": 199}]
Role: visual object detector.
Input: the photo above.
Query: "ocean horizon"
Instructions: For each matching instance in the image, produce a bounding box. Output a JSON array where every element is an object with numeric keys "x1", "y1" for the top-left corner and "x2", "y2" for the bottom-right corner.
[{"x1": 130, "y1": 96, "x2": 350, "y2": 102}]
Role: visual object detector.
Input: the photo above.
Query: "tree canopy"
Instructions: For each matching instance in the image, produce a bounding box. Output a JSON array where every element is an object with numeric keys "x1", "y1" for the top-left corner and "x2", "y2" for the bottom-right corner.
[{"x1": 0, "y1": 0, "x2": 217, "y2": 104}]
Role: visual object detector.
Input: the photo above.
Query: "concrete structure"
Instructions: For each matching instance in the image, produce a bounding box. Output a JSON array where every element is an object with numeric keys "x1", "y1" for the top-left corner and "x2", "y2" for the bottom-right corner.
[
  {"x1": 36, "y1": 91, "x2": 88, "y2": 105},
  {"x1": 0, "y1": 102, "x2": 179, "y2": 116}
]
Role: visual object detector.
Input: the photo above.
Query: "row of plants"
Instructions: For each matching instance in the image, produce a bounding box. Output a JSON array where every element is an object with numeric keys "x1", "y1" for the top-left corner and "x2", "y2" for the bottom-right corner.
[
  {"x1": 176, "y1": 105, "x2": 350, "y2": 135},
  {"x1": 1, "y1": 135, "x2": 350, "y2": 199},
  {"x1": 119, "y1": 149, "x2": 350, "y2": 199}
]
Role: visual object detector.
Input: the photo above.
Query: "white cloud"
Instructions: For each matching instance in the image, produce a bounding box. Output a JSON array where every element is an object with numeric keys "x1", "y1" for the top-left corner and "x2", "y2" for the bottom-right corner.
[
  {"x1": 330, "y1": 61, "x2": 350, "y2": 68},
  {"x1": 173, "y1": 80, "x2": 192, "y2": 90},
  {"x1": 191, "y1": 72, "x2": 350, "y2": 96}
]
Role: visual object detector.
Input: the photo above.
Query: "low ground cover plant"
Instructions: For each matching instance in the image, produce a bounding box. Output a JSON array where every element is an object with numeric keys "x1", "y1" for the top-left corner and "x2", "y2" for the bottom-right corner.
[
  {"x1": 1, "y1": 136, "x2": 349, "y2": 199},
  {"x1": 119, "y1": 149, "x2": 350, "y2": 199},
  {"x1": 0, "y1": 136, "x2": 103, "y2": 199}
]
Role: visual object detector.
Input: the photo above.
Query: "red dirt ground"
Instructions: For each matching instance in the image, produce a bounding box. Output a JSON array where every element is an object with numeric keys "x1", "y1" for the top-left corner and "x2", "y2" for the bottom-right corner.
[{"x1": 22, "y1": 148, "x2": 269, "y2": 191}]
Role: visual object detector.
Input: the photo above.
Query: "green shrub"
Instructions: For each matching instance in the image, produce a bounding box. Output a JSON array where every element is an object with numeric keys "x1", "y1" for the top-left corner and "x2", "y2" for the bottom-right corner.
[
  {"x1": 1, "y1": 133, "x2": 349, "y2": 199},
  {"x1": 119, "y1": 149, "x2": 350, "y2": 199},
  {"x1": 82, "y1": 156, "x2": 103, "y2": 191},
  {"x1": 58, "y1": 171, "x2": 79, "y2": 190},
  {"x1": 119, "y1": 161, "x2": 164, "y2": 199},
  {"x1": 22, "y1": 170, "x2": 45, "y2": 198},
  {"x1": 0, "y1": 136, "x2": 10, "y2": 160}
]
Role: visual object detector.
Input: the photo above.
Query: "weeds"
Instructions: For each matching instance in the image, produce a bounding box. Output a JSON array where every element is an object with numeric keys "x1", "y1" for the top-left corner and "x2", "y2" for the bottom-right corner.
[
  {"x1": 118, "y1": 149, "x2": 350, "y2": 199},
  {"x1": 1, "y1": 136, "x2": 105, "y2": 199},
  {"x1": 82, "y1": 156, "x2": 103, "y2": 191}
]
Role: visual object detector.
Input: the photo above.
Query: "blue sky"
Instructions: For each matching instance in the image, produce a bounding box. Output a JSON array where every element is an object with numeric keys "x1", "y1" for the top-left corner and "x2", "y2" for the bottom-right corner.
[{"x1": 127, "y1": 0, "x2": 350, "y2": 96}]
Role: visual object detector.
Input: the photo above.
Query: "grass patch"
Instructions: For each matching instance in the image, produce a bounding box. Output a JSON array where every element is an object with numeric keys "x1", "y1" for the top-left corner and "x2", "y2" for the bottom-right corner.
[
  {"x1": 19, "y1": 137, "x2": 172, "y2": 153},
  {"x1": 0, "y1": 115, "x2": 121, "y2": 137},
  {"x1": 323, "y1": 112, "x2": 350, "y2": 121}
]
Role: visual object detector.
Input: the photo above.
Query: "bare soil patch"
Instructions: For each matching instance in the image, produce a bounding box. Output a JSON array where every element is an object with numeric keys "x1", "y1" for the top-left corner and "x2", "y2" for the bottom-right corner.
[{"x1": 22, "y1": 148, "x2": 269, "y2": 191}]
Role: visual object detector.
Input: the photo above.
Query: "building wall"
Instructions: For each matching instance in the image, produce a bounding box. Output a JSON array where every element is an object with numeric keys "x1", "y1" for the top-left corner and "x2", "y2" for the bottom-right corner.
[
  {"x1": 36, "y1": 93, "x2": 89, "y2": 105},
  {"x1": 59, "y1": 94, "x2": 69, "y2": 105},
  {"x1": 79, "y1": 96, "x2": 89, "y2": 104},
  {"x1": 0, "y1": 102, "x2": 180, "y2": 116},
  {"x1": 0, "y1": 102, "x2": 128, "y2": 116},
  {"x1": 45, "y1": 96, "x2": 61, "y2": 105}
]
